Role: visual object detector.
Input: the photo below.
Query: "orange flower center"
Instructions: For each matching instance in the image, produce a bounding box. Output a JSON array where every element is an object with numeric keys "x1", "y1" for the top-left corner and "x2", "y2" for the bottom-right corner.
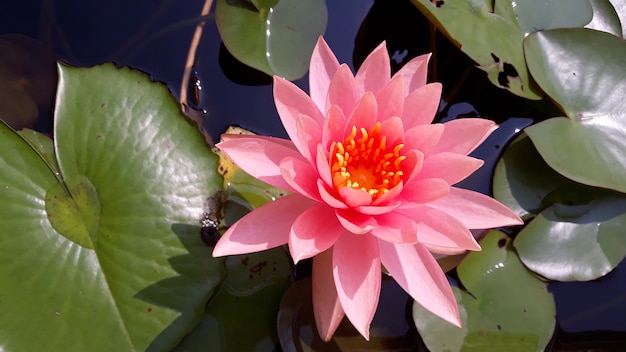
[{"x1": 330, "y1": 122, "x2": 406, "y2": 200}]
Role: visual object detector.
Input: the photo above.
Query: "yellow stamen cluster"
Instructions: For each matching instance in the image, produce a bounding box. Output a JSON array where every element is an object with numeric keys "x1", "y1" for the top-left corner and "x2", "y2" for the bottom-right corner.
[{"x1": 330, "y1": 122, "x2": 406, "y2": 200}]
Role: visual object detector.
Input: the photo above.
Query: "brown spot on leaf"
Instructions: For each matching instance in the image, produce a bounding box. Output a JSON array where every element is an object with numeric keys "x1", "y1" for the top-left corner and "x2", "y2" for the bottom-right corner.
[
  {"x1": 250, "y1": 261, "x2": 267, "y2": 276},
  {"x1": 430, "y1": 0, "x2": 444, "y2": 7},
  {"x1": 497, "y1": 238, "x2": 507, "y2": 248}
]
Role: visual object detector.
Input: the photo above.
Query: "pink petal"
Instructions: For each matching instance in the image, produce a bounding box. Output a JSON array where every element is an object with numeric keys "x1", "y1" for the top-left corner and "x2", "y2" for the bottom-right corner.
[
  {"x1": 417, "y1": 153, "x2": 484, "y2": 185},
  {"x1": 432, "y1": 118, "x2": 497, "y2": 155},
  {"x1": 394, "y1": 53, "x2": 431, "y2": 93},
  {"x1": 333, "y1": 232, "x2": 381, "y2": 340},
  {"x1": 312, "y1": 248, "x2": 345, "y2": 341},
  {"x1": 274, "y1": 76, "x2": 324, "y2": 154},
  {"x1": 318, "y1": 179, "x2": 348, "y2": 209},
  {"x1": 326, "y1": 64, "x2": 359, "y2": 119},
  {"x1": 402, "y1": 83, "x2": 442, "y2": 128},
  {"x1": 289, "y1": 204, "x2": 345, "y2": 263},
  {"x1": 378, "y1": 116, "x2": 404, "y2": 147},
  {"x1": 402, "y1": 149, "x2": 425, "y2": 184},
  {"x1": 375, "y1": 75, "x2": 405, "y2": 122},
  {"x1": 217, "y1": 136, "x2": 303, "y2": 192},
  {"x1": 309, "y1": 36, "x2": 341, "y2": 111},
  {"x1": 335, "y1": 208, "x2": 377, "y2": 234},
  {"x1": 345, "y1": 92, "x2": 378, "y2": 134},
  {"x1": 316, "y1": 144, "x2": 333, "y2": 186},
  {"x1": 369, "y1": 212, "x2": 418, "y2": 243},
  {"x1": 399, "y1": 206, "x2": 480, "y2": 252},
  {"x1": 339, "y1": 186, "x2": 372, "y2": 207},
  {"x1": 372, "y1": 182, "x2": 404, "y2": 205},
  {"x1": 403, "y1": 124, "x2": 444, "y2": 156},
  {"x1": 297, "y1": 113, "x2": 323, "y2": 162},
  {"x1": 427, "y1": 187, "x2": 523, "y2": 229},
  {"x1": 280, "y1": 156, "x2": 322, "y2": 202},
  {"x1": 378, "y1": 241, "x2": 460, "y2": 327},
  {"x1": 401, "y1": 178, "x2": 450, "y2": 204},
  {"x1": 212, "y1": 194, "x2": 315, "y2": 257},
  {"x1": 322, "y1": 105, "x2": 346, "y2": 150},
  {"x1": 355, "y1": 41, "x2": 391, "y2": 95},
  {"x1": 356, "y1": 201, "x2": 399, "y2": 215}
]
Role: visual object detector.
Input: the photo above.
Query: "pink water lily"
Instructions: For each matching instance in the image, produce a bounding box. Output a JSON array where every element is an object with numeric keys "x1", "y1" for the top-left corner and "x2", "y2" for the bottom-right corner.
[{"x1": 213, "y1": 37, "x2": 522, "y2": 341}]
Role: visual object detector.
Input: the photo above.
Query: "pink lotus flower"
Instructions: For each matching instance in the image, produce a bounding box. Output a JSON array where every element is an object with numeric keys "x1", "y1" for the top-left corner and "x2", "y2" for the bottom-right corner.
[{"x1": 213, "y1": 37, "x2": 522, "y2": 341}]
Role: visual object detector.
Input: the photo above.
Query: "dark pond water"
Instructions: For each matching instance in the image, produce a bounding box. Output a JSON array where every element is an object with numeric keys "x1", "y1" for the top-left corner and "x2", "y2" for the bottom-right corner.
[{"x1": 2, "y1": 0, "x2": 625, "y2": 350}]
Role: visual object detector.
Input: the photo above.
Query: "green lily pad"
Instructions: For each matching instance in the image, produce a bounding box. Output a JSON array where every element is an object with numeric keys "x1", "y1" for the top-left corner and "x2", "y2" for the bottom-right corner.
[
  {"x1": 610, "y1": 0, "x2": 626, "y2": 36},
  {"x1": 586, "y1": 0, "x2": 623, "y2": 37},
  {"x1": 413, "y1": 231, "x2": 556, "y2": 352},
  {"x1": 494, "y1": 132, "x2": 626, "y2": 281},
  {"x1": 524, "y1": 28, "x2": 626, "y2": 193},
  {"x1": 410, "y1": 0, "x2": 543, "y2": 100},
  {"x1": 0, "y1": 63, "x2": 224, "y2": 351},
  {"x1": 17, "y1": 129, "x2": 60, "y2": 177},
  {"x1": 493, "y1": 132, "x2": 597, "y2": 220},
  {"x1": 512, "y1": 0, "x2": 592, "y2": 35},
  {"x1": 215, "y1": 0, "x2": 327, "y2": 80},
  {"x1": 174, "y1": 248, "x2": 292, "y2": 352}
]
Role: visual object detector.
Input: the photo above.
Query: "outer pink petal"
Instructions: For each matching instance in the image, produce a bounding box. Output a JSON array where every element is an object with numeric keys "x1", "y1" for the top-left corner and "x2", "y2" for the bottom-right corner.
[
  {"x1": 417, "y1": 153, "x2": 484, "y2": 185},
  {"x1": 212, "y1": 194, "x2": 315, "y2": 256},
  {"x1": 217, "y1": 136, "x2": 303, "y2": 192},
  {"x1": 309, "y1": 36, "x2": 341, "y2": 111},
  {"x1": 427, "y1": 187, "x2": 523, "y2": 229},
  {"x1": 335, "y1": 208, "x2": 377, "y2": 234},
  {"x1": 333, "y1": 232, "x2": 381, "y2": 340},
  {"x1": 375, "y1": 75, "x2": 405, "y2": 122},
  {"x1": 312, "y1": 248, "x2": 345, "y2": 341},
  {"x1": 326, "y1": 64, "x2": 359, "y2": 119},
  {"x1": 280, "y1": 157, "x2": 322, "y2": 202},
  {"x1": 401, "y1": 178, "x2": 450, "y2": 204},
  {"x1": 274, "y1": 76, "x2": 325, "y2": 154},
  {"x1": 432, "y1": 118, "x2": 497, "y2": 155},
  {"x1": 345, "y1": 92, "x2": 378, "y2": 134},
  {"x1": 402, "y1": 83, "x2": 442, "y2": 128},
  {"x1": 355, "y1": 41, "x2": 391, "y2": 95},
  {"x1": 403, "y1": 124, "x2": 444, "y2": 156},
  {"x1": 297, "y1": 113, "x2": 323, "y2": 162},
  {"x1": 289, "y1": 204, "x2": 345, "y2": 263},
  {"x1": 369, "y1": 211, "x2": 418, "y2": 243},
  {"x1": 394, "y1": 53, "x2": 431, "y2": 93},
  {"x1": 400, "y1": 206, "x2": 480, "y2": 252},
  {"x1": 379, "y1": 241, "x2": 460, "y2": 327},
  {"x1": 378, "y1": 116, "x2": 404, "y2": 147},
  {"x1": 322, "y1": 105, "x2": 346, "y2": 149}
]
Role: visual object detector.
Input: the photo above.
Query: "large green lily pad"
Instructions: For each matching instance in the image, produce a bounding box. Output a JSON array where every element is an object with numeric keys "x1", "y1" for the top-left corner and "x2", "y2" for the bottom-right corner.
[
  {"x1": 410, "y1": 0, "x2": 544, "y2": 100},
  {"x1": 413, "y1": 231, "x2": 556, "y2": 352},
  {"x1": 215, "y1": 0, "x2": 327, "y2": 80},
  {"x1": 0, "y1": 63, "x2": 224, "y2": 351},
  {"x1": 524, "y1": 28, "x2": 626, "y2": 193},
  {"x1": 587, "y1": 0, "x2": 623, "y2": 37},
  {"x1": 494, "y1": 133, "x2": 626, "y2": 281}
]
